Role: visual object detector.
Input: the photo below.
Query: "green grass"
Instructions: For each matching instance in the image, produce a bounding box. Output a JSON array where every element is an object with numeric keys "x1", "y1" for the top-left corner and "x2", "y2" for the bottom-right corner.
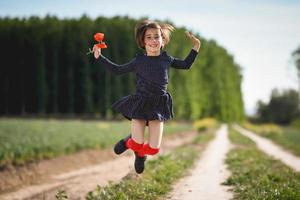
[
  {"x1": 82, "y1": 131, "x2": 215, "y2": 200},
  {"x1": 225, "y1": 127, "x2": 300, "y2": 200},
  {"x1": 0, "y1": 118, "x2": 193, "y2": 167}
]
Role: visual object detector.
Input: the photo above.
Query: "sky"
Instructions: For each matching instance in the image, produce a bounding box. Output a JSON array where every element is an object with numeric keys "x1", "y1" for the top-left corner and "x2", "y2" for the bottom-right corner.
[{"x1": 1, "y1": 0, "x2": 299, "y2": 115}]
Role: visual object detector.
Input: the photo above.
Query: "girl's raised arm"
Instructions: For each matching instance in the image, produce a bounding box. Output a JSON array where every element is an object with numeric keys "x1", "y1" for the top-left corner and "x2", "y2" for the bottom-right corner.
[
  {"x1": 93, "y1": 45, "x2": 136, "y2": 75},
  {"x1": 170, "y1": 31, "x2": 200, "y2": 69},
  {"x1": 170, "y1": 49, "x2": 198, "y2": 70}
]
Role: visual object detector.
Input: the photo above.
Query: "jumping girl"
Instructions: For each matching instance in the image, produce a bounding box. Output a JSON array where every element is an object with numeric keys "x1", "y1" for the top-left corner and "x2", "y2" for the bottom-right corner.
[{"x1": 93, "y1": 20, "x2": 201, "y2": 174}]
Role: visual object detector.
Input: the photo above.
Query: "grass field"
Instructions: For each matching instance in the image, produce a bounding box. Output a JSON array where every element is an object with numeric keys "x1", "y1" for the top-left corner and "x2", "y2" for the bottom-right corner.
[
  {"x1": 0, "y1": 118, "x2": 193, "y2": 167},
  {"x1": 225, "y1": 127, "x2": 300, "y2": 200}
]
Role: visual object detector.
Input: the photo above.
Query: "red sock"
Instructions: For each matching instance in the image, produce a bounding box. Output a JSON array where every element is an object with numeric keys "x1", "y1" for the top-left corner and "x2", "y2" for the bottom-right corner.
[
  {"x1": 137, "y1": 143, "x2": 159, "y2": 157},
  {"x1": 125, "y1": 138, "x2": 143, "y2": 152}
]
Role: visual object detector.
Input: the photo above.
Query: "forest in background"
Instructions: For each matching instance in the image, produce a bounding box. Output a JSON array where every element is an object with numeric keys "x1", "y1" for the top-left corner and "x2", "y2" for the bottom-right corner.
[{"x1": 0, "y1": 15, "x2": 244, "y2": 121}]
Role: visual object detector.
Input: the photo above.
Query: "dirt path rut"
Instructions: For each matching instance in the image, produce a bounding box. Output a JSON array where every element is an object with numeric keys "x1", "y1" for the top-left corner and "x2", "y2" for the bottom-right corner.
[
  {"x1": 234, "y1": 125, "x2": 300, "y2": 172},
  {"x1": 168, "y1": 124, "x2": 233, "y2": 200}
]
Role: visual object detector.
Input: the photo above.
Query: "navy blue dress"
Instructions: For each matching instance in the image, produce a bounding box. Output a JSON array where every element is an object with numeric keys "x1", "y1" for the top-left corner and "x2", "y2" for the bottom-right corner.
[{"x1": 99, "y1": 49, "x2": 198, "y2": 122}]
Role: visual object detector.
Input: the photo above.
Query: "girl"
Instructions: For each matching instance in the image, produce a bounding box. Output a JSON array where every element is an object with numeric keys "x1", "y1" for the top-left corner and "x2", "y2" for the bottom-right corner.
[{"x1": 93, "y1": 20, "x2": 200, "y2": 174}]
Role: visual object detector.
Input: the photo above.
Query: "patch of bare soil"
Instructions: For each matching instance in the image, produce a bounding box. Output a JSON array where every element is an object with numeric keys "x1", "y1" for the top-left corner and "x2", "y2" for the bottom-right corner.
[{"x1": 0, "y1": 149, "x2": 116, "y2": 193}]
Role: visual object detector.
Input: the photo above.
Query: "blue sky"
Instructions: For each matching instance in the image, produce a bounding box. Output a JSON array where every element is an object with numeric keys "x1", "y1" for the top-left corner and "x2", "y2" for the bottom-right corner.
[{"x1": 1, "y1": 0, "x2": 300, "y2": 115}]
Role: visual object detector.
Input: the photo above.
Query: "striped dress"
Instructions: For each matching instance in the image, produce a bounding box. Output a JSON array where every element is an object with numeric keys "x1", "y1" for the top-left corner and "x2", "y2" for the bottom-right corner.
[{"x1": 99, "y1": 49, "x2": 198, "y2": 122}]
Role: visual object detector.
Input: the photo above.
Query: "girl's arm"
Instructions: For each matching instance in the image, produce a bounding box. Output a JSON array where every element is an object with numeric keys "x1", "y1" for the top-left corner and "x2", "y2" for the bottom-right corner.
[
  {"x1": 170, "y1": 49, "x2": 198, "y2": 69},
  {"x1": 93, "y1": 45, "x2": 136, "y2": 75},
  {"x1": 170, "y1": 32, "x2": 201, "y2": 69},
  {"x1": 99, "y1": 55, "x2": 137, "y2": 75}
]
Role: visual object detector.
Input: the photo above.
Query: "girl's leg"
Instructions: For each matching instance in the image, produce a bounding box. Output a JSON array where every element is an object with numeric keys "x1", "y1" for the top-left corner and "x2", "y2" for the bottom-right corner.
[
  {"x1": 148, "y1": 120, "x2": 164, "y2": 148},
  {"x1": 131, "y1": 119, "x2": 147, "y2": 174},
  {"x1": 114, "y1": 119, "x2": 146, "y2": 155},
  {"x1": 137, "y1": 120, "x2": 163, "y2": 157},
  {"x1": 131, "y1": 119, "x2": 146, "y2": 144},
  {"x1": 114, "y1": 119, "x2": 147, "y2": 174}
]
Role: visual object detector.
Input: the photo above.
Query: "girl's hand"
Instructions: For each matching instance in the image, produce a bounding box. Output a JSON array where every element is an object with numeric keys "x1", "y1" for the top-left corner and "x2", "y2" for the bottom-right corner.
[
  {"x1": 185, "y1": 31, "x2": 201, "y2": 52},
  {"x1": 92, "y1": 44, "x2": 101, "y2": 59}
]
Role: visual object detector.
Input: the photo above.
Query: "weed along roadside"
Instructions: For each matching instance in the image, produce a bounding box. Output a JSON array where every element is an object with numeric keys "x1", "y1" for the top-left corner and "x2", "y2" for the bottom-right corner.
[
  {"x1": 55, "y1": 127, "x2": 216, "y2": 200},
  {"x1": 225, "y1": 127, "x2": 300, "y2": 200}
]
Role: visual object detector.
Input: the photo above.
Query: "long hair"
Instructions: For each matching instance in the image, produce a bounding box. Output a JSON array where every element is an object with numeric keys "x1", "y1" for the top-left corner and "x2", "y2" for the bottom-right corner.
[{"x1": 135, "y1": 20, "x2": 174, "y2": 49}]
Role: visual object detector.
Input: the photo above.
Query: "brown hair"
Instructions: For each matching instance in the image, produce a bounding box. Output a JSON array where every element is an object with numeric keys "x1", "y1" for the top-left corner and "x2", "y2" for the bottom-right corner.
[{"x1": 135, "y1": 20, "x2": 174, "y2": 49}]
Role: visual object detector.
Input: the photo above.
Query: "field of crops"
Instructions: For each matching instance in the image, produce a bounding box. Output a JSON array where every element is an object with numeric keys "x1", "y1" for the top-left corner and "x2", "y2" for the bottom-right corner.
[{"x1": 0, "y1": 118, "x2": 193, "y2": 166}]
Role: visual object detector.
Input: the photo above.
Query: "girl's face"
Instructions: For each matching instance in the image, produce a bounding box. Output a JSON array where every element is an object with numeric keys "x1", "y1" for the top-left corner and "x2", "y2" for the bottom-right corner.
[{"x1": 144, "y1": 28, "x2": 163, "y2": 56}]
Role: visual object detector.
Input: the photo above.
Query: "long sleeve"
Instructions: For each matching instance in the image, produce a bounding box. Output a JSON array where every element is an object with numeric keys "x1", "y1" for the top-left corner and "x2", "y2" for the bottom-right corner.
[
  {"x1": 170, "y1": 49, "x2": 198, "y2": 69},
  {"x1": 99, "y1": 55, "x2": 137, "y2": 75}
]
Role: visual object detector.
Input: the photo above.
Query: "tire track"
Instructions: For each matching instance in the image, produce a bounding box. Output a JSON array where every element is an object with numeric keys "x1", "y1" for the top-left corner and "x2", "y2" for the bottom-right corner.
[
  {"x1": 234, "y1": 125, "x2": 300, "y2": 171},
  {"x1": 168, "y1": 124, "x2": 233, "y2": 200}
]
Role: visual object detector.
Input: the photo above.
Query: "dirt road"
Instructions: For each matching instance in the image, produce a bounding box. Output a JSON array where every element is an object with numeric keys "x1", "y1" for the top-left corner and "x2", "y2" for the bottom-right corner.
[{"x1": 168, "y1": 124, "x2": 233, "y2": 200}]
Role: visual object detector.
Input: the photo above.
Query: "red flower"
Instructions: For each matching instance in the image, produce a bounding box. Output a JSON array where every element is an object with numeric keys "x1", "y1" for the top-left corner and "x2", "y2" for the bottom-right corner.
[
  {"x1": 94, "y1": 33, "x2": 104, "y2": 42},
  {"x1": 96, "y1": 43, "x2": 107, "y2": 49},
  {"x1": 87, "y1": 32, "x2": 108, "y2": 55}
]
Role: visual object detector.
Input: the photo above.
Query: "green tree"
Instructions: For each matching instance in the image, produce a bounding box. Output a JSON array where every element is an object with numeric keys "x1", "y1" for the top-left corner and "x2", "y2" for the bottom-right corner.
[{"x1": 256, "y1": 89, "x2": 300, "y2": 124}]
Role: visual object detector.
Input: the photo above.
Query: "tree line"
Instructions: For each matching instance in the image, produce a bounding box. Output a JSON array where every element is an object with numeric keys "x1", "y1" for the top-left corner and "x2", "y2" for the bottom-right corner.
[
  {"x1": 0, "y1": 15, "x2": 244, "y2": 121},
  {"x1": 256, "y1": 89, "x2": 299, "y2": 124}
]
